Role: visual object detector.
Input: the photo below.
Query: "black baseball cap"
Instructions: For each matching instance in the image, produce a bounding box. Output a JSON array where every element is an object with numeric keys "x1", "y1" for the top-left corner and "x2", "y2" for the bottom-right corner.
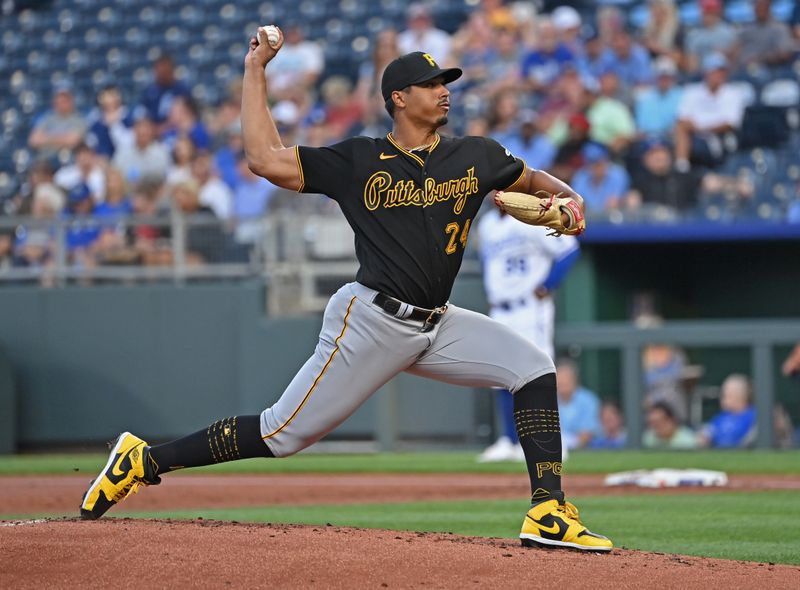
[{"x1": 381, "y1": 52, "x2": 462, "y2": 102}]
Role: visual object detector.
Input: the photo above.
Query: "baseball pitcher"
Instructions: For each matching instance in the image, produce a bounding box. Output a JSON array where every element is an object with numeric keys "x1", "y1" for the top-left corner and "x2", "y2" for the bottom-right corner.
[{"x1": 79, "y1": 26, "x2": 612, "y2": 552}]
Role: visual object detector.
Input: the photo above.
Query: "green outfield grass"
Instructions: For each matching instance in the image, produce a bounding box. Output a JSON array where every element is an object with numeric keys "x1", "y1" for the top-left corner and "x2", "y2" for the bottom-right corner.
[
  {"x1": 5, "y1": 491, "x2": 797, "y2": 565},
  {"x1": 1, "y1": 449, "x2": 798, "y2": 476}
]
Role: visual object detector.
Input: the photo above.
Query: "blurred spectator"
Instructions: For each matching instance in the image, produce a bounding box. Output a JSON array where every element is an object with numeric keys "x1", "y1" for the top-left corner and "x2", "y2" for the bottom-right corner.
[
  {"x1": 91, "y1": 170, "x2": 135, "y2": 269},
  {"x1": 8, "y1": 159, "x2": 57, "y2": 216},
  {"x1": 698, "y1": 374, "x2": 756, "y2": 448},
  {"x1": 85, "y1": 85, "x2": 135, "y2": 159},
  {"x1": 214, "y1": 122, "x2": 245, "y2": 190},
  {"x1": 166, "y1": 135, "x2": 197, "y2": 187},
  {"x1": 683, "y1": 0, "x2": 737, "y2": 73},
  {"x1": 162, "y1": 96, "x2": 211, "y2": 152},
  {"x1": 674, "y1": 53, "x2": 744, "y2": 172},
  {"x1": 28, "y1": 81, "x2": 87, "y2": 157},
  {"x1": 54, "y1": 143, "x2": 106, "y2": 203},
  {"x1": 266, "y1": 24, "x2": 325, "y2": 101},
  {"x1": 586, "y1": 73, "x2": 636, "y2": 154},
  {"x1": 233, "y1": 151, "x2": 275, "y2": 244},
  {"x1": 634, "y1": 57, "x2": 683, "y2": 139},
  {"x1": 598, "y1": 27, "x2": 654, "y2": 89},
  {"x1": 643, "y1": 401, "x2": 697, "y2": 449},
  {"x1": 493, "y1": 109, "x2": 555, "y2": 172},
  {"x1": 191, "y1": 153, "x2": 232, "y2": 220},
  {"x1": 479, "y1": 0, "x2": 515, "y2": 31},
  {"x1": 640, "y1": 0, "x2": 682, "y2": 61},
  {"x1": 589, "y1": 401, "x2": 627, "y2": 449},
  {"x1": 556, "y1": 358, "x2": 602, "y2": 450},
  {"x1": 596, "y1": 5, "x2": 624, "y2": 45},
  {"x1": 627, "y1": 138, "x2": 701, "y2": 211},
  {"x1": 130, "y1": 179, "x2": 169, "y2": 267},
  {"x1": 207, "y1": 80, "x2": 243, "y2": 137},
  {"x1": 782, "y1": 344, "x2": 800, "y2": 378},
  {"x1": 735, "y1": 0, "x2": 795, "y2": 69},
  {"x1": 774, "y1": 404, "x2": 796, "y2": 449},
  {"x1": 552, "y1": 6, "x2": 585, "y2": 60},
  {"x1": 355, "y1": 29, "x2": 400, "y2": 107},
  {"x1": 398, "y1": 3, "x2": 452, "y2": 64},
  {"x1": 319, "y1": 76, "x2": 363, "y2": 142},
  {"x1": 172, "y1": 180, "x2": 226, "y2": 265},
  {"x1": 521, "y1": 17, "x2": 576, "y2": 92},
  {"x1": 63, "y1": 184, "x2": 100, "y2": 264},
  {"x1": 139, "y1": 53, "x2": 191, "y2": 126},
  {"x1": 113, "y1": 113, "x2": 170, "y2": 184},
  {"x1": 570, "y1": 143, "x2": 630, "y2": 212},
  {"x1": 638, "y1": 313, "x2": 690, "y2": 423},
  {"x1": 551, "y1": 112, "x2": 591, "y2": 182},
  {"x1": 447, "y1": 11, "x2": 493, "y2": 93},
  {"x1": 484, "y1": 23, "x2": 523, "y2": 94},
  {"x1": 12, "y1": 183, "x2": 62, "y2": 278},
  {"x1": 94, "y1": 167, "x2": 133, "y2": 219}
]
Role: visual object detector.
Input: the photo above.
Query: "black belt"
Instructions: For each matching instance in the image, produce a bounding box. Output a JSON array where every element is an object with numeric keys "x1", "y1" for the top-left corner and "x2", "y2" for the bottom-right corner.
[{"x1": 373, "y1": 292, "x2": 448, "y2": 332}]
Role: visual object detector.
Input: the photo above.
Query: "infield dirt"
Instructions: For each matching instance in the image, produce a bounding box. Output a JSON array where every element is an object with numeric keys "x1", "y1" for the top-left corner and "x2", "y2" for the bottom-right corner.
[{"x1": 2, "y1": 518, "x2": 799, "y2": 589}]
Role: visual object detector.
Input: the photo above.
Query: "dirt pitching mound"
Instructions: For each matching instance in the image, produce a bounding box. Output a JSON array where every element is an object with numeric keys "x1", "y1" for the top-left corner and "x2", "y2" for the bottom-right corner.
[{"x1": 1, "y1": 519, "x2": 797, "y2": 589}]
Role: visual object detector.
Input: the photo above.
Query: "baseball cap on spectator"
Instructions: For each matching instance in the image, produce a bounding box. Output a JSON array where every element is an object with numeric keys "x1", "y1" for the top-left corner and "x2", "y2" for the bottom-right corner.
[
  {"x1": 53, "y1": 80, "x2": 74, "y2": 95},
  {"x1": 700, "y1": 0, "x2": 723, "y2": 13},
  {"x1": 552, "y1": 6, "x2": 582, "y2": 31},
  {"x1": 641, "y1": 136, "x2": 670, "y2": 152},
  {"x1": 702, "y1": 52, "x2": 728, "y2": 73},
  {"x1": 569, "y1": 112, "x2": 591, "y2": 132},
  {"x1": 381, "y1": 52, "x2": 462, "y2": 102},
  {"x1": 67, "y1": 183, "x2": 92, "y2": 205},
  {"x1": 654, "y1": 56, "x2": 677, "y2": 77},
  {"x1": 583, "y1": 142, "x2": 609, "y2": 164}
]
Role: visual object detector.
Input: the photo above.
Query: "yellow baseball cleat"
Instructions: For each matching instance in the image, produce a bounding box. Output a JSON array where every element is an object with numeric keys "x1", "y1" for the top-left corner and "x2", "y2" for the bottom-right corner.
[
  {"x1": 520, "y1": 491, "x2": 613, "y2": 552},
  {"x1": 79, "y1": 432, "x2": 159, "y2": 520}
]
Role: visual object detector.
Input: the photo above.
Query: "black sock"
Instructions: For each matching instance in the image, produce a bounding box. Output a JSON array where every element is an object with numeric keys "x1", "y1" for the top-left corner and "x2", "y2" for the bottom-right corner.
[
  {"x1": 513, "y1": 373, "x2": 562, "y2": 504},
  {"x1": 145, "y1": 415, "x2": 273, "y2": 480}
]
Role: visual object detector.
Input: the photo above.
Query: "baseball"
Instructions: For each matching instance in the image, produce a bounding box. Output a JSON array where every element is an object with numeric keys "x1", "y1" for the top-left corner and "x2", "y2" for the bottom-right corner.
[{"x1": 258, "y1": 25, "x2": 280, "y2": 48}]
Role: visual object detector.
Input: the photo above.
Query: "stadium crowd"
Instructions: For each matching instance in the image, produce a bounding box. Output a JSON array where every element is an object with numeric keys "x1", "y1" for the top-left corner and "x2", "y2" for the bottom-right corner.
[{"x1": 2, "y1": 0, "x2": 800, "y2": 274}]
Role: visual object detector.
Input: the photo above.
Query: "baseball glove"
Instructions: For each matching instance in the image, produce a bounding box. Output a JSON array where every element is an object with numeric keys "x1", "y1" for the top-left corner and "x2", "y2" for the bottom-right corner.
[{"x1": 495, "y1": 190, "x2": 586, "y2": 236}]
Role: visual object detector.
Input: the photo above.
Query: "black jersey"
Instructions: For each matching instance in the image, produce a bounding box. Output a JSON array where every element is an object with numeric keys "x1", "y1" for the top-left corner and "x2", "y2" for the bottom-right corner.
[{"x1": 297, "y1": 133, "x2": 525, "y2": 308}]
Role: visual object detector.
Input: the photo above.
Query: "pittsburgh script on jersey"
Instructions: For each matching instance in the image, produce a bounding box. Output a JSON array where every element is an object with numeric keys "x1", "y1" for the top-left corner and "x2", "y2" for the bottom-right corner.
[{"x1": 363, "y1": 167, "x2": 479, "y2": 214}]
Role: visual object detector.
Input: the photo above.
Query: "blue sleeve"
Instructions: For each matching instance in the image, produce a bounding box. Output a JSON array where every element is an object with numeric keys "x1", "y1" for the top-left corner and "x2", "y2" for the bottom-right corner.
[{"x1": 541, "y1": 247, "x2": 580, "y2": 291}]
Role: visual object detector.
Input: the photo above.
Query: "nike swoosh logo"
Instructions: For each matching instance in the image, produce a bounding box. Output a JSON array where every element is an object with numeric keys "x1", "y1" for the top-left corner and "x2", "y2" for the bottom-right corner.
[
  {"x1": 379, "y1": 153, "x2": 397, "y2": 160},
  {"x1": 528, "y1": 516, "x2": 560, "y2": 535},
  {"x1": 111, "y1": 451, "x2": 128, "y2": 477}
]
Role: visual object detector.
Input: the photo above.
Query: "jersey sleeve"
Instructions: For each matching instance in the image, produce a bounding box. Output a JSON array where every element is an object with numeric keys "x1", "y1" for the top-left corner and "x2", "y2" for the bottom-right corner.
[
  {"x1": 296, "y1": 140, "x2": 355, "y2": 199},
  {"x1": 483, "y1": 137, "x2": 526, "y2": 191}
]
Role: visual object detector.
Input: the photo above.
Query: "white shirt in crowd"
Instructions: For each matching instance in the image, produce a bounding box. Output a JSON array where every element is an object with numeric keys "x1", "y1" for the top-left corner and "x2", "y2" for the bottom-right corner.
[
  {"x1": 199, "y1": 177, "x2": 233, "y2": 220},
  {"x1": 267, "y1": 41, "x2": 324, "y2": 94},
  {"x1": 677, "y1": 82, "x2": 745, "y2": 131},
  {"x1": 54, "y1": 165, "x2": 106, "y2": 203},
  {"x1": 398, "y1": 28, "x2": 452, "y2": 64},
  {"x1": 113, "y1": 141, "x2": 171, "y2": 183}
]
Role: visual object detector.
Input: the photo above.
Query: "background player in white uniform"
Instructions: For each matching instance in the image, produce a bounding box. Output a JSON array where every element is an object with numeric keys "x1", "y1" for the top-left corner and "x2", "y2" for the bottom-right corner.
[{"x1": 476, "y1": 206, "x2": 580, "y2": 462}]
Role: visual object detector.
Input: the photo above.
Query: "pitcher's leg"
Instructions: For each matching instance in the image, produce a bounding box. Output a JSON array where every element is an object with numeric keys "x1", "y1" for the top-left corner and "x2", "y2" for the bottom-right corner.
[
  {"x1": 409, "y1": 306, "x2": 562, "y2": 499},
  {"x1": 261, "y1": 289, "x2": 429, "y2": 457}
]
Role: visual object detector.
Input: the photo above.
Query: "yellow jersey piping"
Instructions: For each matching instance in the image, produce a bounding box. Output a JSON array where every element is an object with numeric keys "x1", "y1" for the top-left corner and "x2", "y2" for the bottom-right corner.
[
  {"x1": 261, "y1": 296, "x2": 357, "y2": 441},
  {"x1": 386, "y1": 132, "x2": 440, "y2": 167},
  {"x1": 294, "y1": 145, "x2": 305, "y2": 192}
]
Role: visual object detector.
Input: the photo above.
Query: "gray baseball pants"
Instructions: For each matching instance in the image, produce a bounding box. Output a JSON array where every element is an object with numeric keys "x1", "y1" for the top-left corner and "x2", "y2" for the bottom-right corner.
[{"x1": 260, "y1": 282, "x2": 555, "y2": 457}]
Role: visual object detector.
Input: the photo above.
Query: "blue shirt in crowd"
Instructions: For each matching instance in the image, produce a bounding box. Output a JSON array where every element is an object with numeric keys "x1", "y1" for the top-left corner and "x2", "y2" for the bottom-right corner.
[
  {"x1": 570, "y1": 163, "x2": 630, "y2": 212},
  {"x1": 521, "y1": 44, "x2": 575, "y2": 85},
  {"x1": 598, "y1": 45, "x2": 654, "y2": 87},
  {"x1": 706, "y1": 407, "x2": 756, "y2": 448},
  {"x1": 491, "y1": 131, "x2": 556, "y2": 172},
  {"x1": 559, "y1": 387, "x2": 602, "y2": 445},
  {"x1": 635, "y1": 86, "x2": 683, "y2": 137}
]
